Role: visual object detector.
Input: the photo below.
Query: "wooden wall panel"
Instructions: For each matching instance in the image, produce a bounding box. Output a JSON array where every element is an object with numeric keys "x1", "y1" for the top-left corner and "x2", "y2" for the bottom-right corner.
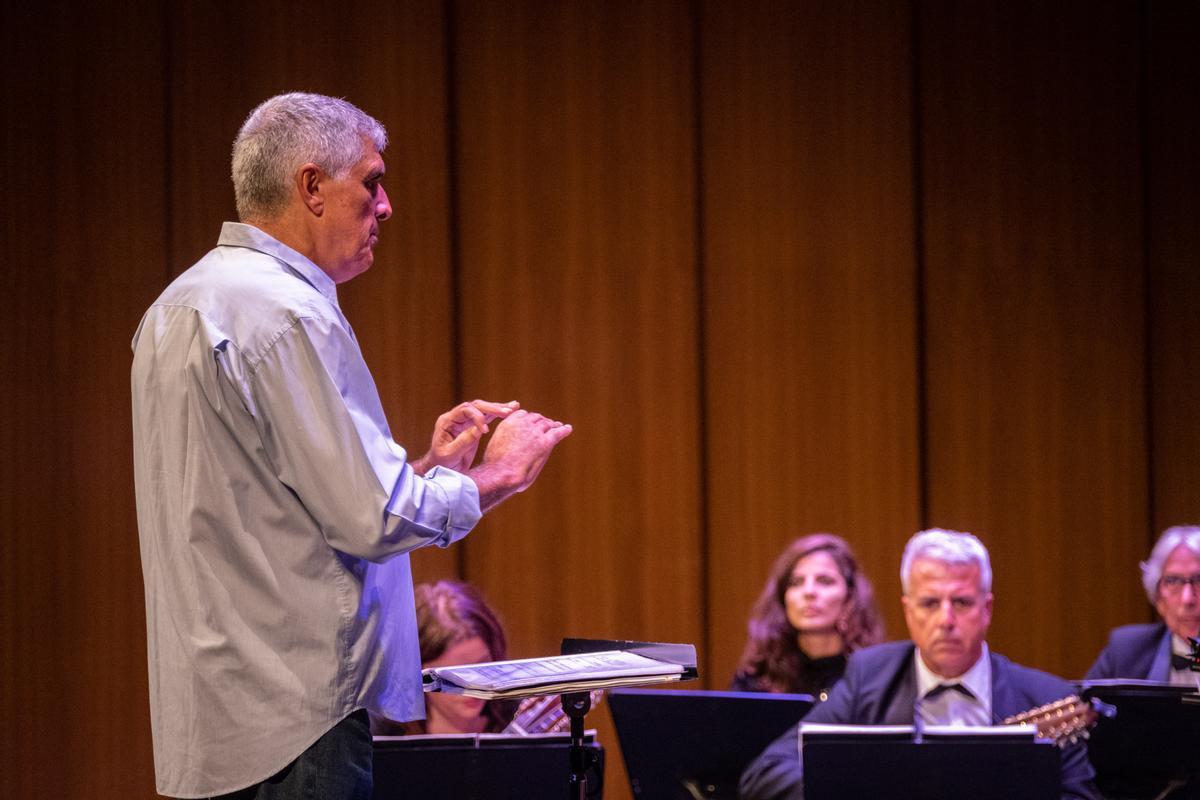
[
  {"x1": 451, "y1": 3, "x2": 701, "y2": 796},
  {"x1": 453, "y1": 0, "x2": 703, "y2": 665},
  {"x1": 919, "y1": 0, "x2": 1148, "y2": 679},
  {"x1": 4, "y1": 2, "x2": 1197, "y2": 798},
  {"x1": 0, "y1": 2, "x2": 166, "y2": 797},
  {"x1": 701, "y1": 0, "x2": 921, "y2": 689},
  {"x1": 1147, "y1": 0, "x2": 1200, "y2": 532},
  {"x1": 168, "y1": 0, "x2": 461, "y2": 582}
]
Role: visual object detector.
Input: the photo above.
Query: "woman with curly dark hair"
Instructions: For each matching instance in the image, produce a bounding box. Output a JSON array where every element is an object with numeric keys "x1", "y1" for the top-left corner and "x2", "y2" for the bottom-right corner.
[
  {"x1": 371, "y1": 580, "x2": 517, "y2": 735},
  {"x1": 732, "y1": 534, "x2": 885, "y2": 702}
]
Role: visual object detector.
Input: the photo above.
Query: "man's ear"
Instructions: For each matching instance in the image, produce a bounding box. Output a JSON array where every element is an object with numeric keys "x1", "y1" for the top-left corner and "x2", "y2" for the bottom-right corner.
[{"x1": 297, "y1": 163, "x2": 324, "y2": 216}]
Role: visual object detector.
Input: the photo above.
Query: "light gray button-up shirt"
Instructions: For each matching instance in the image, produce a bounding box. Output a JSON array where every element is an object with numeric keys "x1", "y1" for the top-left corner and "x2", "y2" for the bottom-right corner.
[{"x1": 131, "y1": 222, "x2": 481, "y2": 798}]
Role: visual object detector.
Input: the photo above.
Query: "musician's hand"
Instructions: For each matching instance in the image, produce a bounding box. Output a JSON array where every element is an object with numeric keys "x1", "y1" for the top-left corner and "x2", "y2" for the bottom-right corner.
[
  {"x1": 470, "y1": 409, "x2": 572, "y2": 510},
  {"x1": 412, "y1": 400, "x2": 520, "y2": 475}
]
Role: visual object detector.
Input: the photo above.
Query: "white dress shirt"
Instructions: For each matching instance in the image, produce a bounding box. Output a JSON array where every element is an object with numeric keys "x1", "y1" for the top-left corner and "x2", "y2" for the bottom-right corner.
[
  {"x1": 131, "y1": 223, "x2": 481, "y2": 797},
  {"x1": 914, "y1": 643, "x2": 993, "y2": 726}
]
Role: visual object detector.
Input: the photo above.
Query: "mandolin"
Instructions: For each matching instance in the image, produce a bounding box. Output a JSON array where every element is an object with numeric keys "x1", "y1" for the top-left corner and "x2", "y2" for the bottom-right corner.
[
  {"x1": 1002, "y1": 694, "x2": 1115, "y2": 747},
  {"x1": 505, "y1": 689, "x2": 605, "y2": 735}
]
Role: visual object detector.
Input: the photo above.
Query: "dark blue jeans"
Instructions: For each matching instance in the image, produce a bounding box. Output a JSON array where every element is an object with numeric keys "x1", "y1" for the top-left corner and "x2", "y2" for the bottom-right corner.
[{"x1": 213, "y1": 710, "x2": 373, "y2": 800}]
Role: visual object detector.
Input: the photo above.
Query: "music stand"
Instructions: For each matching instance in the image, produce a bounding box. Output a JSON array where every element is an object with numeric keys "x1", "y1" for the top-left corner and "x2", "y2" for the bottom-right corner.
[
  {"x1": 1079, "y1": 680, "x2": 1200, "y2": 799},
  {"x1": 559, "y1": 639, "x2": 700, "y2": 800},
  {"x1": 422, "y1": 638, "x2": 698, "y2": 800},
  {"x1": 372, "y1": 733, "x2": 603, "y2": 799},
  {"x1": 608, "y1": 688, "x2": 814, "y2": 799},
  {"x1": 801, "y1": 727, "x2": 1059, "y2": 800}
]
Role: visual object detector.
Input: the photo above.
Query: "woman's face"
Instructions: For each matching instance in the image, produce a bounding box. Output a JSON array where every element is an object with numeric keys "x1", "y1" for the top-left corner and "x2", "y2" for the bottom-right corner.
[
  {"x1": 784, "y1": 550, "x2": 850, "y2": 634},
  {"x1": 424, "y1": 635, "x2": 493, "y2": 733}
]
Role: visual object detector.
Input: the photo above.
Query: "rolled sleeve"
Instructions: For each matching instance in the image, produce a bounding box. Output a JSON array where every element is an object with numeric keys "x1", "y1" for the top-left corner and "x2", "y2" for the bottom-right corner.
[{"x1": 395, "y1": 465, "x2": 481, "y2": 548}]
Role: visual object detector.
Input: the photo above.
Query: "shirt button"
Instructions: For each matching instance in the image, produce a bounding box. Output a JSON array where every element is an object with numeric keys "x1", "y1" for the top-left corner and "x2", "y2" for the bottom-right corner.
[{"x1": 819, "y1": 691, "x2": 829, "y2": 702}]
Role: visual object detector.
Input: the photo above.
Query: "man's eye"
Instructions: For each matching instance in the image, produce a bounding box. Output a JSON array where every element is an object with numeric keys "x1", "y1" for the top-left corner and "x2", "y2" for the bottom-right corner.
[{"x1": 952, "y1": 598, "x2": 976, "y2": 610}]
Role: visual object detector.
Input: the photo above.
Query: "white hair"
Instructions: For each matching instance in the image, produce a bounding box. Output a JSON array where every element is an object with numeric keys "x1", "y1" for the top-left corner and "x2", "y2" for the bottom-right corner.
[
  {"x1": 231, "y1": 92, "x2": 388, "y2": 222},
  {"x1": 900, "y1": 528, "x2": 992, "y2": 594},
  {"x1": 1140, "y1": 525, "x2": 1200, "y2": 603}
]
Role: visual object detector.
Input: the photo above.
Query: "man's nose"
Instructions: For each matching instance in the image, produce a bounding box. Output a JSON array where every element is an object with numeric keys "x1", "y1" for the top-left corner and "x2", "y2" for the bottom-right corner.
[
  {"x1": 375, "y1": 184, "x2": 392, "y2": 221},
  {"x1": 937, "y1": 600, "x2": 957, "y2": 626},
  {"x1": 1182, "y1": 582, "x2": 1198, "y2": 603}
]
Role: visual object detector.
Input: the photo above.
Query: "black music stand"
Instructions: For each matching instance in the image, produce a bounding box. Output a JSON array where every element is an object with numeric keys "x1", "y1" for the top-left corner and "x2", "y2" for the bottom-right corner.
[
  {"x1": 801, "y1": 727, "x2": 1059, "y2": 800},
  {"x1": 560, "y1": 639, "x2": 700, "y2": 800},
  {"x1": 608, "y1": 688, "x2": 813, "y2": 799},
  {"x1": 372, "y1": 733, "x2": 603, "y2": 800},
  {"x1": 1079, "y1": 680, "x2": 1200, "y2": 800},
  {"x1": 421, "y1": 638, "x2": 698, "y2": 800}
]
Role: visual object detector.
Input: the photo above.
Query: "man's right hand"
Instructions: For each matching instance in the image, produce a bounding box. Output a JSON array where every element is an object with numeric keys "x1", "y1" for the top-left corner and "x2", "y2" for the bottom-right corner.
[{"x1": 468, "y1": 409, "x2": 572, "y2": 512}]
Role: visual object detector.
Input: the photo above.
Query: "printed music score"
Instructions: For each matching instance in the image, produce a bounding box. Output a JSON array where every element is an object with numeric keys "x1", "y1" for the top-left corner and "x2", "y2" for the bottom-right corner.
[{"x1": 423, "y1": 650, "x2": 687, "y2": 700}]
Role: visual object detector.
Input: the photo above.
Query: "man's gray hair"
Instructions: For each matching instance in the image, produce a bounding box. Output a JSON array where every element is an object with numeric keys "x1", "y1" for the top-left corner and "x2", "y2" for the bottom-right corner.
[
  {"x1": 1141, "y1": 525, "x2": 1200, "y2": 603},
  {"x1": 232, "y1": 92, "x2": 388, "y2": 222},
  {"x1": 900, "y1": 528, "x2": 993, "y2": 594}
]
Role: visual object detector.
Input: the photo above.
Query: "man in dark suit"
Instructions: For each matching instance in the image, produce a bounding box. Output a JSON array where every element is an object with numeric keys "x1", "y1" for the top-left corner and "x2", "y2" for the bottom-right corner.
[
  {"x1": 739, "y1": 529, "x2": 1098, "y2": 800},
  {"x1": 1087, "y1": 525, "x2": 1200, "y2": 685}
]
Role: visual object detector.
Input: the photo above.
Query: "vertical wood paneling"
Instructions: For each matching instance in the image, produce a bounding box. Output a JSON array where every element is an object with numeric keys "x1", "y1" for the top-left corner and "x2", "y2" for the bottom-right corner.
[
  {"x1": 453, "y1": 0, "x2": 703, "y2": 664},
  {"x1": 919, "y1": 0, "x2": 1148, "y2": 678},
  {"x1": 1147, "y1": 0, "x2": 1200, "y2": 532},
  {"x1": 3, "y1": 2, "x2": 1199, "y2": 798},
  {"x1": 168, "y1": 0, "x2": 461, "y2": 582},
  {"x1": 1, "y1": 2, "x2": 166, "y2": 797},
  {"x1": 701, "y1": 0, "x2": 921, "y2": 688},
  {"x1": 451, "y1": 3, "x2": 701, "y2": 796}
]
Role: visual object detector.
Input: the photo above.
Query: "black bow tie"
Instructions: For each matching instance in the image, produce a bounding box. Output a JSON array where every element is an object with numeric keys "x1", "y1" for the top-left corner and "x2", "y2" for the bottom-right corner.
[
  {"x1": 1171, "y1": 653, "x2": 1196, "y2": 672},
  {"x1": 925, "y1": 682, "x2": 976, "y2": 700}
]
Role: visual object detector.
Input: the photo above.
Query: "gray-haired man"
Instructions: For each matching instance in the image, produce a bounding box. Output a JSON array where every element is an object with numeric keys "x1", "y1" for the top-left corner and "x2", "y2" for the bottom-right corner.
[
  {"x1": 739, "y1": 529, "x2": 1098, "y2": 800},
  {"x1": 131, "y1": 93, "x2": 571, "y2": 799},
  {"x1": 1087, "y1": 525, "x2": 1200, "y2": 684}
]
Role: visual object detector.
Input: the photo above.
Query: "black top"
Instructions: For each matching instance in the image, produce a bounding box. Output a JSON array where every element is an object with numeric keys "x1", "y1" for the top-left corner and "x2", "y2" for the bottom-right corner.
[{"x1": 731, "y1": 651, "x2": 848, "y2": 701}]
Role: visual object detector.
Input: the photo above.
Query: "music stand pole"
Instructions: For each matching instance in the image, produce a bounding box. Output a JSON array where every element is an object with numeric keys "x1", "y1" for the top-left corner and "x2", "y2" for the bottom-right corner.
[{"x1": 562, "y1": 690, "x2": 595, "y2": 800}]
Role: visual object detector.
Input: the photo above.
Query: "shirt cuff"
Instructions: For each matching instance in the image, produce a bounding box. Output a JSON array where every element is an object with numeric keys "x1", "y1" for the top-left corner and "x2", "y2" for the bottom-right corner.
[{"x1": 422, "y1": 465, "x2": 482, "y2": 547}]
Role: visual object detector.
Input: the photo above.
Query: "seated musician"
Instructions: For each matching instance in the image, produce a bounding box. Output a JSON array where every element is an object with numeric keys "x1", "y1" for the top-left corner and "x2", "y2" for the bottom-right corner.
[
  {"x1": 731, "y1": 534, "x2": 885, "y2": 702},
  {"x1": 739, "y1": 529, "x2": 1098, "y2": 800},
  {"x1": 1086, "y1": 525, "x2": 1200, "y2": 686},
  {"x1": 371, "y1": 580, "x2": 517, "y2": 735}
]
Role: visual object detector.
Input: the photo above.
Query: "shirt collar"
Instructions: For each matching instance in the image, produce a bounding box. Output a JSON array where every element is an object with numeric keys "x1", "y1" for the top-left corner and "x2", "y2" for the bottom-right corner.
[
  {"x1": 1171, "y1": 633, "x2": 1193, "y2": 657},
  {"x1": 217, "y1": 222, "x2": 340, "y2": 306},
  {"x1": 915, "y1": 641, "x2": 991, "y2": 701}
]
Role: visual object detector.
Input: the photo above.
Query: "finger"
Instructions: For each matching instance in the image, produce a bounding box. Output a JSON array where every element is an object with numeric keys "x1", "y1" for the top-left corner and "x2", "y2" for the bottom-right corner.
[
  {"x1": 446, "y1": 425, "x2": 482, "y2": 450},
  {"x1": 544, "y1": 423, "x2": 572, "y2": 444},
  {"x1": 441, "y1": 403, "x2": 487, "y2": 433},
  {"x1": 470, "y1": 399, "x2": 520, "y2": 420}
]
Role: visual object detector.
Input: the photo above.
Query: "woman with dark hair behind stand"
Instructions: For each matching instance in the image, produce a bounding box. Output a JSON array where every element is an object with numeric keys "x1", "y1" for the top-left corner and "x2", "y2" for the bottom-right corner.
[
  {"x1": 372, "y1": 580, "x2": 517, "y2": 735},
  {"x1": 732, "y1": 534, "x2": 885, "y2": 702}
]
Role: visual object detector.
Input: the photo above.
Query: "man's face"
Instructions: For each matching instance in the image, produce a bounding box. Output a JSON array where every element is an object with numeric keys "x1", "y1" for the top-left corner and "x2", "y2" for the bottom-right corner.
[
  {"x1": 1155, "y1": 545, "x2": 1200, "y2": 640},
  {"x1": 902, "y1": 558, "x2": 993, "y2": 679},
  {"x1": 314, "y1": 139, "x2": 392, "y2": 283}
]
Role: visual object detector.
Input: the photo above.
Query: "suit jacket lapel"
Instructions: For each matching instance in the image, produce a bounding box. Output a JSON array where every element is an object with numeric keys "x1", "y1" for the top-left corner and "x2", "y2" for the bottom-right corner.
[
  {"x1": 879, "y1": 644, "x2": 921, "y2": 724},
  {"x1": 989, "y1": 651, "x2": 1017, "y2": 721},
  {"x1": 1148, "y1": 626, "x2": 1174, "y2": 681}
]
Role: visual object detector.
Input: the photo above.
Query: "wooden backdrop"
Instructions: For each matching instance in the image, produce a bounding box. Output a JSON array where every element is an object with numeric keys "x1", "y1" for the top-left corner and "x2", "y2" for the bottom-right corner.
[{"x1": 2, "y1": 1, "x2": 1196, "y2": 797}]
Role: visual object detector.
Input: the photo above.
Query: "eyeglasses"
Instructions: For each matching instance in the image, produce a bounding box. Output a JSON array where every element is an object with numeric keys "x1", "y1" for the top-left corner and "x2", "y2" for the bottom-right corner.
[{"x1": 1159, "y1": 574, "x2": 1200, "y2": 594}]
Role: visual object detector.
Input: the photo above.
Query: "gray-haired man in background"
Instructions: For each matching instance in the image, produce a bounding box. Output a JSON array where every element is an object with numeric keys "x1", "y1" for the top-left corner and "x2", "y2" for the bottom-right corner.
[
  {"x1": 739, "y1": 529, "x2": 1098, "y2": 800},
  {"x1": 131, "y1": 92, "x2": 571, "y2": 799}
]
